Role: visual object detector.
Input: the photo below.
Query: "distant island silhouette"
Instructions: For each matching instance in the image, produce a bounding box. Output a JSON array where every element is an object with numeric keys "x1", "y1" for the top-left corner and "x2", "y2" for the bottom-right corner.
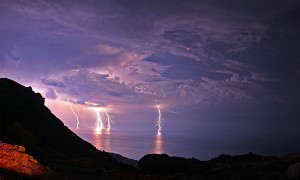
[{"x1": 0, "y1": 78, "x2": 299, "y2": 179}]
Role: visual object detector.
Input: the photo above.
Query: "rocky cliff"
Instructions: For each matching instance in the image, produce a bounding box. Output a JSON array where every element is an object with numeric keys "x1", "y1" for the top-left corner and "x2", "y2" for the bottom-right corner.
[{"x1": 0, "y1": 141, "x2": 51, "y2": 178}]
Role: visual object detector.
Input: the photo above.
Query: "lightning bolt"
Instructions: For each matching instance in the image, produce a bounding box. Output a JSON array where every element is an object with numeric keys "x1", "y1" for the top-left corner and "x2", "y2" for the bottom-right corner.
[
  {"x1": 94, "y1": 108, "x2": 104, "y2": 133},
  {"x1": 156, "y1": 105, "x2": 163, "y2": 134},
  {"x1": 93, "y1": 107, "x2": 112, "y2": 133},
  {"x1": 70, "y1": 103, "x2": 79, "y2": 129},
  {"x1": 135, "y1": 84, "x2": 149, "y2": 93},
  {"x1": 102, "y1": 110, "x2": 112, "y2": 131}
]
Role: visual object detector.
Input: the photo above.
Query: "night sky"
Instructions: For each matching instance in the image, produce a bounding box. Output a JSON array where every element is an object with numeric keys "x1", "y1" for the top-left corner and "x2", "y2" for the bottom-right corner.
[{"x1": 1, "y1": 0, "x2": 300, "y2": 158}]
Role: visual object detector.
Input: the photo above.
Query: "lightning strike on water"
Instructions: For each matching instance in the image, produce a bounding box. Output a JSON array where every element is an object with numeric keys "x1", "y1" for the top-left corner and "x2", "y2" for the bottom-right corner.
[
  {"x1": 156, "y1": 105, "x2": 163, "y2": 134},
  {"x1": 93, "y1": 107, "x2": 112, "y2": 133},
  {"x1": 70, "y1": 103, "x2": 79, "y2": 129},
  {"x1": 103, "y1": 110, "x2": 112, "y2": 131},
  {"x1": 94, "y1": 108, "x2": 104, "y2": 133}
]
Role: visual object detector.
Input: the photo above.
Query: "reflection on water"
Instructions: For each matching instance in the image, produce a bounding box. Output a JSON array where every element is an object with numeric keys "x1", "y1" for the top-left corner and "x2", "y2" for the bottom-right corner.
[
  {"x1": 92, "y1": 130, "x2": 164, "y2": 155},
  {"x1": 153, "y1": 132, "x2": 164, "y2": 154},
  {"x1": 92, "y1": 129, "x2": 111, "y2": 152},
  {"x1": 73, "y1": 129, "x2": 181, "y2": 160}
]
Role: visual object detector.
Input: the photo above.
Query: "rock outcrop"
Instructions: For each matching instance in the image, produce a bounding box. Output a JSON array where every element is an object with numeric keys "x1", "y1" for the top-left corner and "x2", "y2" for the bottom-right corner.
[
  {"x1": 287, "y1": 162, "x2": 300, "y2": 179},
  {"x1": 282, "y1": 153, "x2": 300, "y2": 165},
  {"x1": 138, "y1": 154, "x2": 199, "y2": 175},
  {"x1": 138, "y1": 153, "x2": 289, "y2": 179},
  {"x1": 281, "y1": 153, "x2": 300, "y2": 179},
  {"x1": 0, "y1": 141, "x2": 51, "y2": 177}
]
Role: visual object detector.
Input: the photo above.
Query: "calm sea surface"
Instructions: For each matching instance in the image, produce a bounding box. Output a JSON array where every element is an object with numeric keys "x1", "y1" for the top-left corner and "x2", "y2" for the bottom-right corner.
[
  {"x1": 71, "y1": 128, "x2": 297, "y2": 160},
  {"x1": 72, "y1": 128, "x2": 218, "y2": 160}
]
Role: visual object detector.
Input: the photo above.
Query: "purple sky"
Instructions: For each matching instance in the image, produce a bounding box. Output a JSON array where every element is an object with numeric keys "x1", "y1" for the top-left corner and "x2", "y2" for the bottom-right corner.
[{"x1": 0, "y1": 0, "x2": 300, "y2": 156}]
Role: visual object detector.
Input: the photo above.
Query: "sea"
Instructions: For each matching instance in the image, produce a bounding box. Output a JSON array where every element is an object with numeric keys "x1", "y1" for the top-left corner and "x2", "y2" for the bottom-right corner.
[
  {"x1": 69, "y1": 126, "x2": 300, "y2": 161},
  {"x1": 71, "y1": 128, "x2": 228, "y2": 161}
]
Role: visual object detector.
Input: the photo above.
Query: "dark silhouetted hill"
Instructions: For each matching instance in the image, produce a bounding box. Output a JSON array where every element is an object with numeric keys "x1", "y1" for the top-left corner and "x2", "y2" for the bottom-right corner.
[{"x1": 110, "y1": 152, "x2": 138, "y2": 168}]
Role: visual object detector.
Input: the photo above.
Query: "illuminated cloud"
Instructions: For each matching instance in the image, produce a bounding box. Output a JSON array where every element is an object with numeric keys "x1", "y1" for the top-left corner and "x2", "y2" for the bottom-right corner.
[
  {"x1": 45, "y1": 88, "x2": 57, "y2": 100},
  {"x1": 95, "y1": 44, "x2": 123, "y2": 55}
]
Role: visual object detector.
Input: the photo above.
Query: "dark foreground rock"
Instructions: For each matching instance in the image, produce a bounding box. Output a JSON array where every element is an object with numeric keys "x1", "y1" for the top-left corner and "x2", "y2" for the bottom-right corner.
[
  {"x1": 0, "y1": 141, "x2": 51, "y2": 178},
  {"x1": 138, "y1": 153, "x2": 300, "y2": 180},
  {"x1": 139, "y1": 154, "x2": 199, "y2": 175},
  {"x1": 287, "y1": 162, "x2": 300, "y2": 179}
]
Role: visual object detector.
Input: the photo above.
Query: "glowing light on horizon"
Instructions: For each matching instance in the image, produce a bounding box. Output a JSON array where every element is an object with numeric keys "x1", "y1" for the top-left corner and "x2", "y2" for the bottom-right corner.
[
  {"x1": 155, "y1": 105, "x2": 163, "y2": 134},
  {"x1": 93, "y1": 107, "x2": 112, "y2": 133},
  {"x1": 69, "y1": 103, "x2": 79, "y2": 129}
]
